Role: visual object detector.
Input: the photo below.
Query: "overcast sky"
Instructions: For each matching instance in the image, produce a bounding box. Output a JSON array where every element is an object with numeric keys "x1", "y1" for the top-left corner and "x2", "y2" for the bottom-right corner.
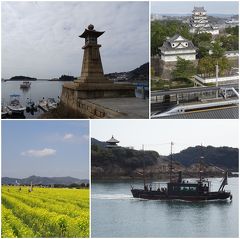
[
  {"x1": 91, "y1": 120, "x2": 239, "y2": 156},
  {"x1": 2, "y1": 1, "x2": 149, "y2": 79},
  {"x1": 2, "y1": 121, "x2": 89, "y2": 178},
  {"x1": 151, "y1": 1, "x2": 239, "y2": 15}
]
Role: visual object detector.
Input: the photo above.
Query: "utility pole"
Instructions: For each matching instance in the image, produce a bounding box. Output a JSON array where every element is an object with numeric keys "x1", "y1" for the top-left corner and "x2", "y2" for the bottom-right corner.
[
  {"x1": 216, "y1": 62, "x2": 219, "y2": 98},
  {"x1": 199, "y1": 143, "x2": 204, "y2": 182}
]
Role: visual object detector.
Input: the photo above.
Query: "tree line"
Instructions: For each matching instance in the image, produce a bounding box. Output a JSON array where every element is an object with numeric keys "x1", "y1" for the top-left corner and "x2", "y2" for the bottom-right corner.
[{"x1": 151, "y1": 20, "x2": 238, "y2": 80}]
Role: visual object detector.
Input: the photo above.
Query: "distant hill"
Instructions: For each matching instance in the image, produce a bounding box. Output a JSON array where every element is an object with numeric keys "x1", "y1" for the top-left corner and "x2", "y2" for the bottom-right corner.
[
  {"x1": 2, "y1": 175, "x2": 89, "y2": 185},
  {"x1": 172, "y1": 146, "x2": 238, "y2": 171},
  {"x1": 9, "y1": 76, "x2": 37, "y2": 81},
  {"x1": 105, "y1": 63, "x2": 149, "y2": 83},
  {"x1": 91, "y1": 138, "x2": 238, "y2": 179}
]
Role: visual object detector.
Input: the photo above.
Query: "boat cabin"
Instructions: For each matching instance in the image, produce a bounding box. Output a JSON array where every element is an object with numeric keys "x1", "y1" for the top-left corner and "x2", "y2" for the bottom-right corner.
[{"x1": 167, "y1": 180, "x2": 210, "y2": 196}]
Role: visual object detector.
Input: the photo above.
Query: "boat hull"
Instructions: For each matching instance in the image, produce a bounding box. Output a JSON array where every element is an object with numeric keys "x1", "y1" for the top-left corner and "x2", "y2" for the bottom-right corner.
[
  {"x1": 131, "y1": 189, "x2": 231, "y2": 201},
  {"x1": 7, "y1": 106, "x2": 25, "y2": 114}
]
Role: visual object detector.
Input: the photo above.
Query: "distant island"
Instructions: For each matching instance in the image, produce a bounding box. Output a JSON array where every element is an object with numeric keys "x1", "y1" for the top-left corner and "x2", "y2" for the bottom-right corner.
[
  {"x1": 92, "y1": 138, "x2": 239, "y2": 180},
  {"x1": 49, "y1": 74, "x2": 77, "y2": 81},
  {"x1": 8, "y1": 76, "x2": 37, "y2": 81}
]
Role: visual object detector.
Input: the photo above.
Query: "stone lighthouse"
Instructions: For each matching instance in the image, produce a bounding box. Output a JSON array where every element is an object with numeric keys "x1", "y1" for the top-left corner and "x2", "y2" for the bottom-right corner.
[
  {"x1": 61, "y1": 24, "x2": 134, "y2": 101},
  {"x1": 74, "y1": 24, "x2": 109, "y2": 84}
]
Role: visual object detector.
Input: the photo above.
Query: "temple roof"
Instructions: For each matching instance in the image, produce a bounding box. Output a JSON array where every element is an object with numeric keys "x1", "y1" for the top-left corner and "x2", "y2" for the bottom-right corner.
[
  {"x1": 79, "y1": 24, "x2": 105, "y2": 38},
  {"x1": 159, "y1": 34, "x2": 196, "y2": 52},
  {"x1": 193, "y1": 7, "x2": 206, "y2": 12},
  {"x1": 106, "y1": 135, "x2": 120, "y2": 143}
]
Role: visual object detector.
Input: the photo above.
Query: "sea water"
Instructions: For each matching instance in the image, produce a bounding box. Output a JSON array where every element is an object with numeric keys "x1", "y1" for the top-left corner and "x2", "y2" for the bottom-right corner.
[
  {"x1": 91, "y1": 177, "x2": 239, "y2": 238},
  {"x1": 1, "y1": 80, "x2": 67, "y2": 118}
]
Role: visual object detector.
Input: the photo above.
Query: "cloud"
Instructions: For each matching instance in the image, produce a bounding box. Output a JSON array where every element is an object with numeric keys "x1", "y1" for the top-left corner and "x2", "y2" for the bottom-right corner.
[
  {"x1": 21, "y1": 148, "x2": 56, "y2": 157},
  {"x1": 63, "y1": 133, "x2": 74, "y2": 140},
  {"x1": 2, "y1": 1, "x2": 149, "y2": 78},
  {"x1": 62, "y1": 133, "x2": 88, "y2": 143}
]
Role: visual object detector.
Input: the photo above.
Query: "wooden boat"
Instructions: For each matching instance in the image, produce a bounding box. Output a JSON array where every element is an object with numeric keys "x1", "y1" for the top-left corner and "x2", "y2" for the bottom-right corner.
[{"x1": 131, "y1": 143, "x2": 232, "y2": 201}]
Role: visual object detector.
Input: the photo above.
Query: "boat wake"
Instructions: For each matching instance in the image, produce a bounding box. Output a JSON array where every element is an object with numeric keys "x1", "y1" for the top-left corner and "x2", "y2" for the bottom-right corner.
[{"x1": 92, "y1": 193, "x2": 133, "y2": 200}]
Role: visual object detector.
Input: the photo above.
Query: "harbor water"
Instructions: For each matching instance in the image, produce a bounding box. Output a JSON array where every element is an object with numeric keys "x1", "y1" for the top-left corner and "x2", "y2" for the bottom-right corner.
[
  {"x1": 1, "y1": 80, "x2": 67, "y2": 118},
  {"x1": 91, "y1": 177, "x2": 239, "y2": 238}
]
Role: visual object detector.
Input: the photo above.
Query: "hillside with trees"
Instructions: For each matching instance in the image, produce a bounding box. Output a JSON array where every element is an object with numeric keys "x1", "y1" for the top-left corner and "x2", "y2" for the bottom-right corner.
[
  {"x1": 151, "y1": 19, "x2": 238, "y2": 86},
  {"x1": 91, "y1": 138, "x2": 239, "y2": 179}
]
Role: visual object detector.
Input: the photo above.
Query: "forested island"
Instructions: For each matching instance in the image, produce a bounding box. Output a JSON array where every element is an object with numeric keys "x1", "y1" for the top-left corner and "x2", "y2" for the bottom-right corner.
[
  {"x1": 91, "y1": 138, "x2": 238, "y2": 180},
  {"x1": 8, "y1": 76, "x2": 37, "y2": 81}
]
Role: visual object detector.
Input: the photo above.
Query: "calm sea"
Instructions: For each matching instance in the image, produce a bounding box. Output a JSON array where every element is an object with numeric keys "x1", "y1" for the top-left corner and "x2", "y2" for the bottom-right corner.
[
  {"x1": 1, "y1": 80, "x2": 67, "y2": 118},
  {"x1": 91, "y1": 178, "x2": 239, "y2": 238}
]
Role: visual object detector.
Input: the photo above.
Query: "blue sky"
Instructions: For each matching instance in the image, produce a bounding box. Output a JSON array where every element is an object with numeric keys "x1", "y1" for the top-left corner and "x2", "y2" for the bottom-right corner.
[
  {"x1": 151, "y1": 1, "x2": 239, "y2": 15},
  {"x1": 2, "y1": 1, "x2": 149, "y2": 79},
  {"x1": 2, "y1": 121, "x2": 89, "y2": 179},
  {"x1": 91, "y1": 120, "x2": 238, "y2": 156}
]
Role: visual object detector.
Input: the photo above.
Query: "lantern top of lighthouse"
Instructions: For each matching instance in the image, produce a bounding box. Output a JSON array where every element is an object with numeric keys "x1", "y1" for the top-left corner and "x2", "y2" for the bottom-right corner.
[{"x1": 79, "y1": 24, "x2": 105, "y2": 38}]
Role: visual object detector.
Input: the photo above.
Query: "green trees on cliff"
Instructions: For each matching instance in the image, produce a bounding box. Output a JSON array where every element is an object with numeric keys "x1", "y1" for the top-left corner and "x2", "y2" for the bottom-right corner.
[{"x1": 151, "y1": 20, "x2": 192, "y2": 55}]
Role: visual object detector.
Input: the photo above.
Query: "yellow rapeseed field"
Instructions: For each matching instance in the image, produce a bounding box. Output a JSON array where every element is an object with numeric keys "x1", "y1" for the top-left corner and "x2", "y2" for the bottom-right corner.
[{"x1": 1, "y1": 186, "x2": 89, "y2": 238}]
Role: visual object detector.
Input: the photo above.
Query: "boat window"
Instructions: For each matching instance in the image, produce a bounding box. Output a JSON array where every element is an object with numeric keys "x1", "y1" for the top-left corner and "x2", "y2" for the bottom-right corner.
[{"x1": 180, "y1": 186, "x2": 197, "y2": 191}]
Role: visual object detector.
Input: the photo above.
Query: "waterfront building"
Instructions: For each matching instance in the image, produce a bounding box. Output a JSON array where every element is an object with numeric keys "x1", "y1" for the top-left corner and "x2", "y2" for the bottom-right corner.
[
  {"x1": 106, "y1": 136, "x2": 120, "y2": 148},
  {"x1": 159, "y1": 34, "x2": 197, "y2": 62},
  {"x1": 189, "y1": 7, "x2": 219, "y2": 35}
]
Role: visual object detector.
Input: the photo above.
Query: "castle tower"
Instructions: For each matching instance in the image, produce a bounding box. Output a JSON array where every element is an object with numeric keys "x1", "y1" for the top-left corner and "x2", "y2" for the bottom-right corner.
[
  {"x1": 75, "y1": 24, "x2": 109, "y2": 84},
  {"x1": 190, "y1": 7, "x2": 210, "y2": 31},
  {"x1": 189, "y1": 7, "x2": 219, "y2": 35}
]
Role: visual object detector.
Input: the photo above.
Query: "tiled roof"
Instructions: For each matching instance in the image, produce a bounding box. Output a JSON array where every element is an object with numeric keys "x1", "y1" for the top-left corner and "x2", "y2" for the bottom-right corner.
[
  {"x1": 159, "y1": 34, "x2": 196, "y2": 51},
  {"x1": 193, "y1": 7, "x2": 206, "y2": 12},
  {"x1": 106, "y1": 136, "x2": 119, "y2": 143}
]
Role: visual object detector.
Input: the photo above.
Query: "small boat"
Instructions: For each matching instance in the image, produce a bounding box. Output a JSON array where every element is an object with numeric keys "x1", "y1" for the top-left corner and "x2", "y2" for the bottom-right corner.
[
  {"x1": 26, "y1": 98, "x2": 37, "y2": 112},
  {"x1": 38, "y1": 97, "x2": 58, "y2": 112},
  {"x1": 20, "y1": 81, "x2": 31, "y2": 88},
  {"x1": 1, "y1": 105, "x2": 10, "y2": 118},
  {"x1": 47, "y1": 98, "x2": 58, "y2": 110},
  {"x1": 131, "y1": 143, "x2": 232, "y2": 201},
  {"x1": 7, "y1": 94, "x2": 26, "y2": 114},
  {"x1": 38, "y1": 98, "x2": 48, "y2": 112}
]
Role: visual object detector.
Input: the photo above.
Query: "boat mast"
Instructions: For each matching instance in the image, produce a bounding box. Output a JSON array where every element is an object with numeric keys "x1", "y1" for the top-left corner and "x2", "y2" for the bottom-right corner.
[
  {"x1": 142, "y1": 144, "x2": 146, "y2": 189},
  {"x1": 199, "y1": 144, "x2": 204, "y2": 182},
  {"x1": 170, "y1": 142, "x2": 173, "y2": 182}
]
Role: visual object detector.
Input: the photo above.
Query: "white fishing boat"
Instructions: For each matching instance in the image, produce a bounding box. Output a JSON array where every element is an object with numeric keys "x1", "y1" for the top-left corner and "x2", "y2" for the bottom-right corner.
[
  {"x1": 7, "y1": 94, "x2": 26, "y2": 114},
  {"x1": 38, "y1": 98, "x2": 48, "y2": 112},
  {"x1": 20, "y1": 81, "x2": 31, "y2": 88},
  {"x1": 47, "y1": 98, "x2": 58, "y2": 110}
]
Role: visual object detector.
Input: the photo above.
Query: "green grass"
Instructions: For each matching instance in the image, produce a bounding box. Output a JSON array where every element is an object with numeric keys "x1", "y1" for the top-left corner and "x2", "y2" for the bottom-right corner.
[{"x1": 151, "y1": 78, "x2": 194, "y2": 90}]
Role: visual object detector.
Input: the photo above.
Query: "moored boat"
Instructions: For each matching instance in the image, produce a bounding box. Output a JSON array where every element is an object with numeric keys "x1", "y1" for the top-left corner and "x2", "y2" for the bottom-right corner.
[
  {"x1": 20, "y1": 81, "x2": 31, "y2": 88},
  {"x1": 7, "y1": 94, "x2": 26, "y2": 114},
  {"x1": 26, "y1": 98, "x2": 37, "y2": 112}
]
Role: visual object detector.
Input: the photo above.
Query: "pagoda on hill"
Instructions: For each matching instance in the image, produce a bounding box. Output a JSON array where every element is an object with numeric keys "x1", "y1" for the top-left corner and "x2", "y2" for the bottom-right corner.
[{"x1": 106, "y1": 135, "x2": 120, "y2": 148}]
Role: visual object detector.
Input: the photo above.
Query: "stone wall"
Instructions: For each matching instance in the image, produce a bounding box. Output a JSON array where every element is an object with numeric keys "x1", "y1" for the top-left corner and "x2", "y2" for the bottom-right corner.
[
  {"x1": 152, "y1": 56, "x2": 198, "y2": 80},
  {"x1": 61, "y1": 86, "x2": 124, "y2": 118}
]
